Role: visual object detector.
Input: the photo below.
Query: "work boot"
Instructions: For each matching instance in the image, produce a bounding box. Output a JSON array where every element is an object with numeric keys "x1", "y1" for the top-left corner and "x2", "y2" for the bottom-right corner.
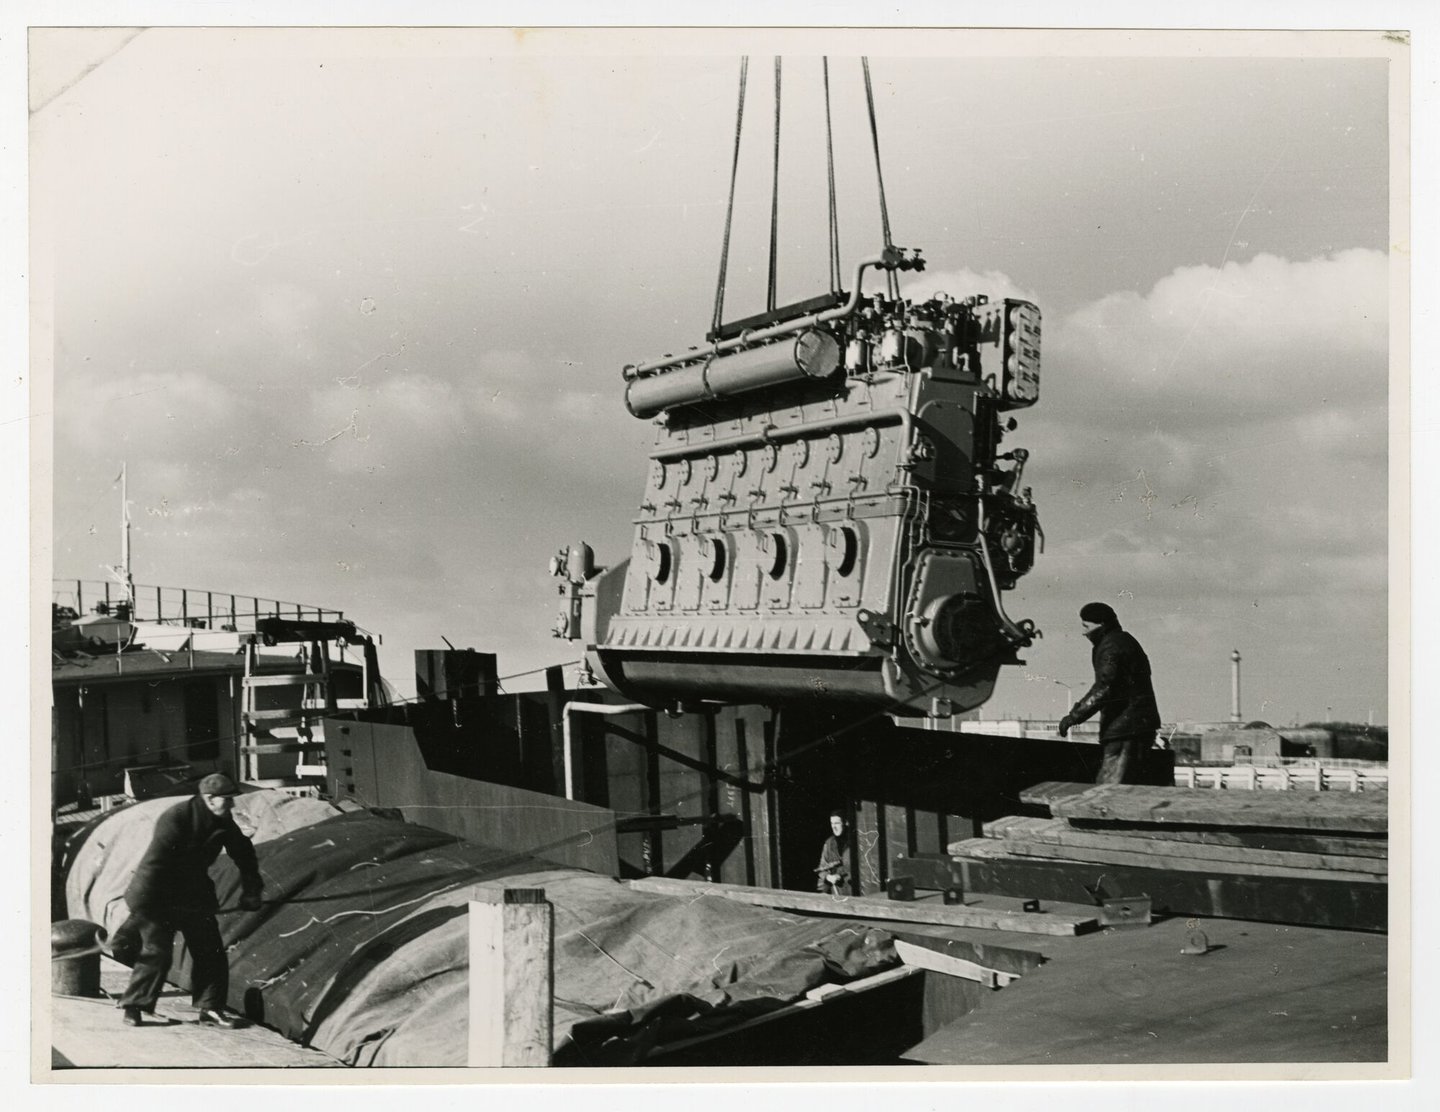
[
  {"x1": 122, "y1": 1007, "x2": 143, "y2": 1027},
  {"x1": 196, "y1": 1008, "x2": 244, "y2": 1029}
]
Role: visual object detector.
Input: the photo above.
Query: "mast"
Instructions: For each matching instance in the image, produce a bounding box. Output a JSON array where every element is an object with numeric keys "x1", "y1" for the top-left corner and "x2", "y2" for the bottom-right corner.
[{"x1": 120, "y1": 462, "x2": 134, "y2": 612}]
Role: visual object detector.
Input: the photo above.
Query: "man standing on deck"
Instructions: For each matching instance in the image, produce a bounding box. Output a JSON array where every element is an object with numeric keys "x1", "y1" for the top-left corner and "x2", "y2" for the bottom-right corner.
[
  {"x1": 1057, "y1": 602, "x2": 1163, "y2": 784},
  {"x1": 815, "y1": 810, "x2": 853, "y2": 895},
  {"x1": 115, "y1": 773, "x2": 263, "y2": 1028}
]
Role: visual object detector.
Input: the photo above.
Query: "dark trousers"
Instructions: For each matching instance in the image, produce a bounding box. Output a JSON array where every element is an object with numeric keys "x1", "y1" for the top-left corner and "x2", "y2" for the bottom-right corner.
[
  {"x1": 1096, "y1": 734, "x2": 1155, "y2": 785},
  {"x1": 115, "y1": 906, "x2": 229, "y2": 1011}
]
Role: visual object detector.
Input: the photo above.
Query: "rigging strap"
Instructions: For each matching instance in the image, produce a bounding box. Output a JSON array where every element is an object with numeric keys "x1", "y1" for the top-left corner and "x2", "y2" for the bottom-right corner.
[
  {"x1": 823, "y1": 57, "x2": 841, "y2": 295},
  {"x1": 861, "y1": 58, "x2": 898, "y2": 299},
  {"x1": 711, "y1": 56, "x2": 750, "y2": 338},
  {"x1": 767, "y1": 57, "x2": 783, "y2": 313}
]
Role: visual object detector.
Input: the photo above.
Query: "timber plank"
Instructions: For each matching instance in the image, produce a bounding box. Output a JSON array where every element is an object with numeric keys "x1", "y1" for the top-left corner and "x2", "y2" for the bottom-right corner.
[
  {"x1": 1017, "y1": 781, "x2": 1097, "y2": 808},
  {"x1": 997, "y1": 834, "x2": 1386, "y2": 883},
  {"x1": 981, "y1": 816, "x2": 1387, "y2": 876},
  {"x1": 1064, "y1": 818, "x2": 1388, "y2": 859},
  {"x1": 625, "y1": 876, "x2": 1098, "y2": 936},
  {"x1": 894, "y1": 939, "x2": 1019, "y2": 987},
  {"x1": 1041, "y1": 783, "x2": 1388, "y2": 833},
  {"x1": 946, "y1": 843, "x2": 1387, "y2": 932},
  {"x1": 887, "y1": 928, "x2": 1046, "y2": 977}
]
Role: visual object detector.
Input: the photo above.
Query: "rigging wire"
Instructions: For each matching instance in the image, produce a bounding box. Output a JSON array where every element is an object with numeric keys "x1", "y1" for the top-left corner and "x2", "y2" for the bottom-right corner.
[
  {"x1": 822, "y1": 57, "x2": 842, "y2": 295},
  {"x1": 710, "y1": 57, "x2": 750, "y2": 339},
  {"x1": 712, "y1": 55, "x2": 900, "y2": 330},
  {"x1": 861, "y1": 57, "x2": 899, "y2": 299},
  {"x1": 766, "y1": 57, "x2": 783, "y2": 314}
]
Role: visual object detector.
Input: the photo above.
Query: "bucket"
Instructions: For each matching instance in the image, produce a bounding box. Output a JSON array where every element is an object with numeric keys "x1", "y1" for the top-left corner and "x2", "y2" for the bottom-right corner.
[{"x1": 51, "y1": 919, "x2": 106, "y2": 997}]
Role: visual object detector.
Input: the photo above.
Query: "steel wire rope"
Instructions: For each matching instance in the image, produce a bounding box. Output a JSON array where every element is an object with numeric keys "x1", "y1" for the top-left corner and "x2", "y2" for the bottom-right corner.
[
  {"x1": 710, "y1": 56, "x2": 750, "y2": 339},
  {"x1": 766, "y1": 56, "x2": 783, "y2": 313},
  {"x1": 822, "y1": 57, "x2": 842, "y2": 295},
  {"x1": 861, "y1": 58, "x2": 899, "y2": 300}
]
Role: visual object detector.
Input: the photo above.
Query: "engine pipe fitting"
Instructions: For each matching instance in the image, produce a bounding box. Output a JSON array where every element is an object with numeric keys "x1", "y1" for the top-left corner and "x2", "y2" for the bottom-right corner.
[
  {"x1": 625, "y1": 329, "x2": 841, "y2": 419},
  {"x1": 622, "y1": 247, "x2": 924, "y2": 383}
]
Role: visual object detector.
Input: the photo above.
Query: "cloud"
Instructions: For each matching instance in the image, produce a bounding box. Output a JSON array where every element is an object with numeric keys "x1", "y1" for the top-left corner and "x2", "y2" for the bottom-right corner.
[
  {"x1": 56, "y1": 369, "x2": 243, "y2": 462},
  {"x1": 1050, "y1": 248, "x2": 1386, "y2": 426},
  {"x1": 901, "y1": 266, "x2": 1039, "y2": 306},
  {"x1": 983, "y1": 247, "x2": 1389, "y2": 720},
  {"x1": 39, "y1": 38, "x2": 1390, "y2": 720}
]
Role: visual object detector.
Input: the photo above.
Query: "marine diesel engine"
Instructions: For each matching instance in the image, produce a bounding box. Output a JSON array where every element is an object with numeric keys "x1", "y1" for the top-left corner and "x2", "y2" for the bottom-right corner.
[{"x1": 552, "y1": 246, "x2": 1043, "y2": 717}]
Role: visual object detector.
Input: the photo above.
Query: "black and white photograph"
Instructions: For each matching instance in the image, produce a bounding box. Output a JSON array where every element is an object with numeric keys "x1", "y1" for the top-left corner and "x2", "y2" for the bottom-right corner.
[{"x1": 15, "y1": 6, "x2": 1425, "y2": 1093}]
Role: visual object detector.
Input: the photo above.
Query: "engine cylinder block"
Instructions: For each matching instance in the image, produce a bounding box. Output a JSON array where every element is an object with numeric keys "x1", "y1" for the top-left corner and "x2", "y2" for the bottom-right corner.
[{"x1": 561, "y1": 275, "x2": 1043, "y2": 718}]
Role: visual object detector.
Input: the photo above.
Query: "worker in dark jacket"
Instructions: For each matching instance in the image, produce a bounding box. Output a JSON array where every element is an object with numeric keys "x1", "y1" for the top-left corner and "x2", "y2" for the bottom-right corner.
[
  {"x1": 115, "y1": 773, "x2": 263, "y2": 1028},
  {"x1": 815, "y1": 811, "x2": 854, "y2": 895},
  {"x1": 1058, "y1": 602, "x2": 1162, "y2": 784}
]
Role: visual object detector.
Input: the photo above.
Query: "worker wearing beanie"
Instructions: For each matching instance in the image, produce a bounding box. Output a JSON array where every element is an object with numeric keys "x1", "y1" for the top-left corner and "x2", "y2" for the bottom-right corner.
[
  {"x1": 113, "y1": 772, "x2": 264, "y2": 1029},
  {"x1": 1058, "y1": 603, "x2": 1163, "y2": 783}
]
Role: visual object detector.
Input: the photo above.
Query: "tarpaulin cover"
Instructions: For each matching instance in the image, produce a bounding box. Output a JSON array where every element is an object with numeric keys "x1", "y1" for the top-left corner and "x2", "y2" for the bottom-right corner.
[
  {"x1": 64, "y1": 791, "x2": 344, "y2": 936},
  {"x1": 67, "y1": 790, "x2": 899, "y2": 1066}
]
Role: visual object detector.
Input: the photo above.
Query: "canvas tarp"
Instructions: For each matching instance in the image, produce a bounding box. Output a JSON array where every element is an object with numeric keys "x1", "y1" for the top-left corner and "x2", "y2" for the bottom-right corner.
[{"x1": 65, "y1": 790, "x2": 899, "y2": 1065}]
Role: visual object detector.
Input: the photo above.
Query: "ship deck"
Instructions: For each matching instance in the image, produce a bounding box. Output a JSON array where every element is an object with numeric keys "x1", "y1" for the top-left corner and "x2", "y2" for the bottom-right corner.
[{"x1": 49, "y1": 957, "x2": 344, "y2": 1071}]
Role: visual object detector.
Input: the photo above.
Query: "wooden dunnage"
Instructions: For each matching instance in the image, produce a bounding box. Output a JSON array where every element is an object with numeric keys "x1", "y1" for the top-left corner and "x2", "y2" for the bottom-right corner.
[
  {"x1": 1062, "y1": 820, "x2": 1388, "y2": 859},
  {"x1": 625, "y1": 876, "x2": 1098, "y2": 936},
  {"x1": 985, "y1": 815, "x2": 1387, "y2": 876},
  {"x1": 947, "y1": 839, "x2": 1387, "y2": 932},
  {"x1": 1019, "y1": 782, "x2": 1387, "y2": 833},
  {"x1": 893, "y1": 938, "x2": 1020, "y2": 987}
]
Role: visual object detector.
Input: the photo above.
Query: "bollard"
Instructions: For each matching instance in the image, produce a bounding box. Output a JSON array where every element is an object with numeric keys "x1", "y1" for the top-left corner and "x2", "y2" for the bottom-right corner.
[{"x1": 52, "y1": 919, "x2": 106, "y2": 997}]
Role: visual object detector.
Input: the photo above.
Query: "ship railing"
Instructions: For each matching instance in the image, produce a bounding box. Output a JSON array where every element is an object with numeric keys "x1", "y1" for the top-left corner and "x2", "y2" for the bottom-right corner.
[{"x1": 53, "y1": 578, "x2": 344, "y2": 633}]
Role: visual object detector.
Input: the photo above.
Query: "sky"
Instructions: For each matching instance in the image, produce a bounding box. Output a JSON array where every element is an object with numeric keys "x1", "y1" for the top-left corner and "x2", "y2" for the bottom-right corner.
[{"x1": 30, "y1": 26, "x2": 1398, "y2": 723}]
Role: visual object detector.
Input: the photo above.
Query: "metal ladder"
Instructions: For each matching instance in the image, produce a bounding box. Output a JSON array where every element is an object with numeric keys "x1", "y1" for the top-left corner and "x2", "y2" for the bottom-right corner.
[{"x1": 238, "y1": 638, "x2": 338, "y2": 791}]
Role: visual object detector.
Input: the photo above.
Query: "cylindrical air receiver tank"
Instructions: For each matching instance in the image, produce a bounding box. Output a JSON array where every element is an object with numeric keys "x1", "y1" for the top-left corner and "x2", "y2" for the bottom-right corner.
[{"x1": 625, "y1": 329, "x2": 841, "y2": 418}]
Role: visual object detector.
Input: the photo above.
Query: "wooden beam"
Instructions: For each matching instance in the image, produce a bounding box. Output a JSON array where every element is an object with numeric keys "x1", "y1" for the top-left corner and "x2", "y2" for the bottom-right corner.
[
  {"x1": 1018, "y1": 781, "x2": 1097, "y2": 808},
  {"x1": 467, "y1": 888, "x2": 553, "y2": 1067},
  {"x1": 948, "y1": 846, "x2": 1388, "y2": 932},
  {"x1": 1063, "y1": 818, "x2": 1388, "y2": 859},
  {"x1": 893, "y1": 939, "x2": 1019, "y2": 988},
  {"x1": 984, "y1": 816, "x2": 1386, "y2": 876},
  {"x1": 1022, "y1": 783, "x2": 1388, "y2": 834},
  {"x1": 625, "y1": 876, "x2": 1098, "y2": 936},
  {"x1": 887, "y1": 928, "x2": 1045, "y2": 977}
]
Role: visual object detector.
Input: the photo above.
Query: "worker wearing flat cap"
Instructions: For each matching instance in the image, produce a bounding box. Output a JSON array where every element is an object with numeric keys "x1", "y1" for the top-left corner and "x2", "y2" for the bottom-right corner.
[
  {"x1": 115, "y1": 772, "x2": 263, "y2": 1028},
  {"x1": 1058, "y1": 603, "x2": 1163, "y2": 784}
]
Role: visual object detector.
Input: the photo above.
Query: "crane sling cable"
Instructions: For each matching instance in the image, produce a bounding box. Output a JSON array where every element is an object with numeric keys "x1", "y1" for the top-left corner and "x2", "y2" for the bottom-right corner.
[
  {"x1": 710, "y1": 56, "x2": 849, "y2": 337},
  {"x1": 766, "y1": 56, "x2": 783, "y2": 313},
  {"x1": 822, "y1": 57, "x2": 842, "y2": 296},
  {"x1": 861, "y1": 57, "x2": 899, "y2": 300},
  {"x1": 710, "y1": 56, "x2": 749, "y2": 339}
]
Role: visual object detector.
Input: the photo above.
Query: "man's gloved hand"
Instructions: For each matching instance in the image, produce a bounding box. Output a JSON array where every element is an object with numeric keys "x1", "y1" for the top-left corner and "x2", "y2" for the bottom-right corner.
[
  {"x1": 1057, "y1": 714, "x2": 1074, "y2": 738},
  {"x1": 239, "y1": 889, "x2": 263, "y2": 912}
]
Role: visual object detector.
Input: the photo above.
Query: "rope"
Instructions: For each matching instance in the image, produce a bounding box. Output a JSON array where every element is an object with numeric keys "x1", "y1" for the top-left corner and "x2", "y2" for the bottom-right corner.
[
  {"x1": 861, "y1": 58, "x2": 898, "y2": 299},
  {"x1": 767, "y1": 56, "x2": 783, "y2": 313},
  {"x1": 822, "y1": 57, "x2": 841, "y2": 294},
  {"x1": 711, "y1": 56, "x2": 750, "y2": 338}
]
